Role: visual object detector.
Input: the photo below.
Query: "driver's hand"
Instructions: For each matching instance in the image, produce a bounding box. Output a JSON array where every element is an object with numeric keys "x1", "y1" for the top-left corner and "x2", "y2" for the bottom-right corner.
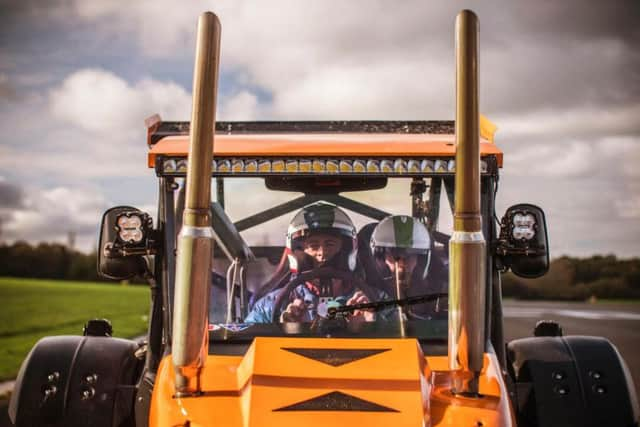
[
  {"x1": 280, "y1": 298, "x2": 306, "y2": 322},
  {"x1": 346, "y1": 291, "x2": 375, "y2": 322}
]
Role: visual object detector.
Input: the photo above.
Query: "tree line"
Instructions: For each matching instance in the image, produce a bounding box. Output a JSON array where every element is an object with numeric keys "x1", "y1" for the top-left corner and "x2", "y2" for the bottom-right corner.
[
  {"x1": 502, "y1": 255, "x2": 640, "y2": 300},
  {"x1": 1, "y1": 241, "x2": 639, "y2": 299},
  {"x1": 0, "y1": 241, "x2": 103, "y2": 282}
]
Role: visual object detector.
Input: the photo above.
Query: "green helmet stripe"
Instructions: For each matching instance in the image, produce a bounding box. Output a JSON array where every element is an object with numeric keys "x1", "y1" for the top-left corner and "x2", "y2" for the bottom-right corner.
[
  {"x1": 392, "y1": 215, "x2": 414, "y2": 247},
  {"x1": 303, "y1": 203, "x2": 336, "y2": 229}
]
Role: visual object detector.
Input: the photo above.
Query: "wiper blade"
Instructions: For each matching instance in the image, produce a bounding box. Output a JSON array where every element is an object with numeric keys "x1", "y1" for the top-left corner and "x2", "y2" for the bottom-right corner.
[{"x1": 327, "y1": 293, "x2": 447, "y2": 319}]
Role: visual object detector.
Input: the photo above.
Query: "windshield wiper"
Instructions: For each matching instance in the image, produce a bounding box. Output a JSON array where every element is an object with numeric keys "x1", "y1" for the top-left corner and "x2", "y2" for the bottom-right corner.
[{"x1": 327, "y1": 293, "x2": 448, "y2": 319}]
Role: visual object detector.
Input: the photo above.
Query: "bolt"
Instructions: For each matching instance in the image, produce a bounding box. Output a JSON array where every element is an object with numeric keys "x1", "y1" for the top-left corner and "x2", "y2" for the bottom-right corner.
[
  {"x1": 553, "y1": 385, "x2": 569, "y2": 395},
  {"x1": 85, "y1": 373, "x2": 98, "y2": 384},
  {"x1": 44, "y1": 385, "x2": 57, "y2": 397},
  {"x1": 81, "y1": 387, "x2": 96, "y2": 400},
  {"x1": 589, "y1": 370, "x2": 603, "y2": 380},
  {"x1": 47, "y1": 372, "x2": 60, "y2": 382}
]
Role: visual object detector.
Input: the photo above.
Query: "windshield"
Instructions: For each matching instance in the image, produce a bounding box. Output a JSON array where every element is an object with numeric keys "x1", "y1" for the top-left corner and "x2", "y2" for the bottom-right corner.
[{"x1": 170, "y1": 176, "x2": 459, "y2": 345}]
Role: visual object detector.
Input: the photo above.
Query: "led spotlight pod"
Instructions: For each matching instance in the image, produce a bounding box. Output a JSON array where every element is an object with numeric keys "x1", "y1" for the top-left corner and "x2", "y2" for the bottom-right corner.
[
  {"x1": 116, "y1": 213, "x2": 144, "y2": 243},
  {"x1": 285, "y1": 160, "x2": 299, "y2": 172},
  {"x1": 312, "y1": 159, "x2": 326, "y2": 172},
  {"x1": 231, "y1": 159, "x2": 244, "y2": 173},
  {"x1": 497, "y1": 203, "x2": 549, "y2": 278},
  {"x1": 258, "y1": 160, "x2": 271, "y2": 172},
  {"x1": 408, "y1": 159, "x2": 421, "y2": 173},
  {"x1": 339, "y1": 160, "x2": 353, "y2": 173},
  {"x1": 244, "y1": 159, "x2": 258, "y2": 172},
  {"x1": 421, "y1": 159, "x2": 434, "y2": 172},
  {"x1": 394, "y1": 159, "x2": 407, "y2": 173},
  {"x1": 326, "y1": 160, "x2": 339, "y2": 173},
  {"x1": 164, "y1": 159, "x2": 177, "y2": 173},
  {"x1": 271, "y1": 160, "x2": 285, "y2": 172},
  {"x1": 366, "y1": 160, "x2": 380, "y2": 173},
  {"x1": 176, "y1": 159, "x2": 188, "y2": 173},
  {"x1": 353, "y1": 159, "x2": 366, "y2": 173},
  {"x1": 380, "y1": 159, "x2": 393, "y2": 173},
  {"x1": 434, "y1": 160, "x2": 448, "y2": 172},
  {"x1": 512, "y1": 212, "x2": 536, "y2": 240},
  {"x1": 299, "y1": 160, "x2": 311, "y2": 172},
  {"x1": 217, "y1": 159, "x2": 231, "y2": 173}
]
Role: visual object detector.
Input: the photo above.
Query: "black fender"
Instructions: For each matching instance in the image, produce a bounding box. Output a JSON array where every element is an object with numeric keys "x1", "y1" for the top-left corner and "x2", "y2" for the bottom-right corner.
[
  {"x1": 507, "y1": 335, "x2": 639, "y2": 427},
  {"x1": 8, "y1": 335, "x2": 142, "y2": 427}
]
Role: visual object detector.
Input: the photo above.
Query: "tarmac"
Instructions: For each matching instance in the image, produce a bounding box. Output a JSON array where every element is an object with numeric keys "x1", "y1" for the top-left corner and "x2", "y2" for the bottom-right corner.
[{"x1": 1, "y1": 299, "x2": 638, "y2": 426}]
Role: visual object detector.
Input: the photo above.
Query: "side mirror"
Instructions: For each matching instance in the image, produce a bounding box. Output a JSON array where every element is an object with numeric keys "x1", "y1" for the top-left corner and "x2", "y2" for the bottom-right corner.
[
  {"x1": 496, "y1": 203, "x2": 549, "y2": 278},
  {"x1": 97, "y1": 206, "x2": 157, "y2": 280}
]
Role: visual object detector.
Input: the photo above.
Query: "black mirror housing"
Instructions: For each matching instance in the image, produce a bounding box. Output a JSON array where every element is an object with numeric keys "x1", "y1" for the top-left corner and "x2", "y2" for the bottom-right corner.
[
  {"x1": 496, "y1": 203, "x2": 549, "y2": 278},
  {"x1": 97, "y1": 206, "x2": 156, "y2": 280}
]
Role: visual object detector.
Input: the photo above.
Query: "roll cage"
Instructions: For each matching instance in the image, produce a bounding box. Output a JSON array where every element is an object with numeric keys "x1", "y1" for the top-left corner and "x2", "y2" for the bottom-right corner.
[{"x1": 147, "y1": 120, "x2": 506, "y2": 370}]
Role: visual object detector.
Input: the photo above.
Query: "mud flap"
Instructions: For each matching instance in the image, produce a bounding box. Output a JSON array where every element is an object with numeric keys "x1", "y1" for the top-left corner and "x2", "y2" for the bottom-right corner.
[
  {"x1": 9, "y1": 335, "x2": 141, "y2": 427},
  {"x1": 507, "y1": 335, "x2": 639, "y2": 427}
]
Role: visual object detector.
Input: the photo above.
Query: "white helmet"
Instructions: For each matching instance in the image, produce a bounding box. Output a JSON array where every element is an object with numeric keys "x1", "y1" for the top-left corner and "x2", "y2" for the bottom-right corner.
[
  {"x1": 286, "y1": 201, "x2": 357, "y2": 272},
  {"x1": 370, "y1": 215, "x2": 432, "y2": 279}
]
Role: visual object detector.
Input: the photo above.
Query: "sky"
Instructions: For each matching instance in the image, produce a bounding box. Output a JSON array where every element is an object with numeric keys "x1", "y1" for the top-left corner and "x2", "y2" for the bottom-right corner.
[{"x1": 0, "y1": 0, "x2": 639, "y2": 257}]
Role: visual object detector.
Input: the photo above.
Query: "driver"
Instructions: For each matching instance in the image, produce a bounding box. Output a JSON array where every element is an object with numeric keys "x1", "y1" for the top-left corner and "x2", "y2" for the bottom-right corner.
[
  {"x1": 370, "y1": 215, "x2": 447, "y2": 318},
  {"x1": 245, "y1": 201, "x2": 378, "y2": 323}
]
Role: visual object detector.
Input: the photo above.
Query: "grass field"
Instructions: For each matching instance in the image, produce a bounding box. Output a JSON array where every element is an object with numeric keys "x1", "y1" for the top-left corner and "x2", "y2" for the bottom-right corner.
[{"x1": 0, "y1": 277, "x2": 150, "y2": 381}]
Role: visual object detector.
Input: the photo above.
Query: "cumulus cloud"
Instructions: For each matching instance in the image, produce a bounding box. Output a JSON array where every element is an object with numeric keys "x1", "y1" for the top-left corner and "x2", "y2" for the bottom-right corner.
[
  {"x1": 218, "y1": 90, "x2": 261, "y2": 121},
  {"x1": 49, "y1": 69, "x2": 192, "y2": 133},
  {"x1": 2, "y1": 0, "x2": 640, "y2": 256},
  {"x1": 0, "y1": 177, "x2": 24, "y2": 208},
  {"x1": 1, "y1": 184, "x2": 110, "y2": 250}
]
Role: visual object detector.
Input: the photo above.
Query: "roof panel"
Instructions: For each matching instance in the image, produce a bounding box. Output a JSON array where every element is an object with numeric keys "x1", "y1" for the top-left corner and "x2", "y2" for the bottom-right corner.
[{"x1": 147, "y1": 133, "x2": 503, "y2": 168}]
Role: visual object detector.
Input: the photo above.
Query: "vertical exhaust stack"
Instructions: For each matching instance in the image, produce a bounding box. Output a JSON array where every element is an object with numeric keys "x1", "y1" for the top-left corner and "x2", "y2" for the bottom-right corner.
[
  {"x1": 448, "y1": 10, "x2": 486, "y2": 396},
  {"x1": 172, "y1": 12, "x2": 221, "y2": 396}
]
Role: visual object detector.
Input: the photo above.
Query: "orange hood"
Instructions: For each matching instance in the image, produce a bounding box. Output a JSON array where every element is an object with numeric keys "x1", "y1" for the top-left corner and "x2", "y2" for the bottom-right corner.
[{"x1": 150, "y1": 337, "x2": 513, "y2": 426}]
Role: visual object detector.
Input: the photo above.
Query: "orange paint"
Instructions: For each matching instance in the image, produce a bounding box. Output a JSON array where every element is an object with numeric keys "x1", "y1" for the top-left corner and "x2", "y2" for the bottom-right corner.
[
  {"x1": 147, "y1": 134, "x2": 503, "y2": 168},
  {"x1": 150, "y1": 337, "x2": 514, "y2": 426}
]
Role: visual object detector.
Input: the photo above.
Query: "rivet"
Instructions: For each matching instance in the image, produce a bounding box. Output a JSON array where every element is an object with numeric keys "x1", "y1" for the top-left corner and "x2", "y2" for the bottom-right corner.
[
  {"x1": 589, "y1": 370, "x2": 603, "y2": 380},
  {"x1": 553, "y1": 385, "x2": 569, "y2": 395},
  {"x1": 85, "y1": 373, "x2": 98, "y2": 384},
  {"x1": 47, "y1": 372, "x2": 60, "y2": 382},
  {"x1": 593, "y1": 384, "x2": 607, "y2": 394},
  {"x1": 552, "y1": 371, "x2": 565, "y2": 381}
]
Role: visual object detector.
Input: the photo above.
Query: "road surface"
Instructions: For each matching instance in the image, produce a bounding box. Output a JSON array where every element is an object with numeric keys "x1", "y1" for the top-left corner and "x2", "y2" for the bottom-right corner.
[{"x1": 1, "y1": 299, "x2": 638, "y2": 425}]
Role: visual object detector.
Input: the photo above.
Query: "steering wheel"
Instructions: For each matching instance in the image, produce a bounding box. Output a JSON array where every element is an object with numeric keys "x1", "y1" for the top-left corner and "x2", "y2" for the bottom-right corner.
[{"x1": 270, "y1": 267, "x2": 361, "y2": 323}]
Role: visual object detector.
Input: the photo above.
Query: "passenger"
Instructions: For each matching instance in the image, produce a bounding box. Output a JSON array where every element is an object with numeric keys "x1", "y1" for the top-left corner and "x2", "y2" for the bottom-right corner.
[
  {"x1": 245, "y1": 201, "x2": 382, "y2": 323},
  {"x1": 370, "y1": 215, "x2": 448, "y2": 319}
]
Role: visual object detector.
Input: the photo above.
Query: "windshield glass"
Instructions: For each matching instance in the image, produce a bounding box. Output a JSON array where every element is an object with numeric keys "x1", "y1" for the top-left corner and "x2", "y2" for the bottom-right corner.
[{"x1": 175, "y1": 177, "x2": 454, "y2": 343}]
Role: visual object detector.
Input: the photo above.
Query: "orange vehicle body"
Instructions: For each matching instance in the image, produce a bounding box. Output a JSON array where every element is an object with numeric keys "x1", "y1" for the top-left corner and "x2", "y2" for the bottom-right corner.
[{"x1": 150, "y1": 339, "x2": 514, "y2": 426}]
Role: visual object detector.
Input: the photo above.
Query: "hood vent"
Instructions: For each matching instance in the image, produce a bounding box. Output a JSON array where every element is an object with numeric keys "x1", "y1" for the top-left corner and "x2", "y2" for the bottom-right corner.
[
  {"x1": 280, "y1": 348, "x2": 390, "y2": 367},
  {"x1": 274, "y1": 391, "x2": 399, "y2": 412}
]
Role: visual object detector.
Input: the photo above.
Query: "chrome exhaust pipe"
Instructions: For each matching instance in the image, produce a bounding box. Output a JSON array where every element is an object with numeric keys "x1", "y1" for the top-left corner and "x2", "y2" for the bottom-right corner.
[
  {"x1": 448, "y1": 9, "x2": 486, "y2": 396},
  {"x1": 172, "y1": 11, "x2": 221, "y2": 396}
]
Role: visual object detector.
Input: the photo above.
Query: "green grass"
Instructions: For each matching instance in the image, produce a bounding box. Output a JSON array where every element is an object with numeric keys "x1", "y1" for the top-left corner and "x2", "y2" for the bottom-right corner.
[{"x1": 0, "y1": 277, "x2": 150, "y2": 381}]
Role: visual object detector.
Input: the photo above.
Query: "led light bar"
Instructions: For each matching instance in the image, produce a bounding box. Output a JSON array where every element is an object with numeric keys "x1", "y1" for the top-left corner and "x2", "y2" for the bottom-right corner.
[{"x1": 160, "y1": 157, "x2": 495, "y2": 176}]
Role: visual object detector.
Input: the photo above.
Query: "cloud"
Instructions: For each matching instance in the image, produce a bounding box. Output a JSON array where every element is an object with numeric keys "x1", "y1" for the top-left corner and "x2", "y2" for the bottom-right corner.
[
  {"x1": 616, "y1": 197, "x2": 640, "y2": 219},
  {"x1": 218, "y1": 90, "x2": 261, "y2": 120},
  {"x1": 505, "y1": 141, "x2": 594, "y2": 178},
  {"x1": 0, "y1": 184, "x2": 110, "y2": 250},
  {"x1": 2, "y1": 0, "x2": 639, "y2": 257},
  {"x1": 49, "y1": 69, "x2": 192, "y2": 133},
  {"x1": 0, "y1": 177, "x2": 24, "y2": 208}
]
